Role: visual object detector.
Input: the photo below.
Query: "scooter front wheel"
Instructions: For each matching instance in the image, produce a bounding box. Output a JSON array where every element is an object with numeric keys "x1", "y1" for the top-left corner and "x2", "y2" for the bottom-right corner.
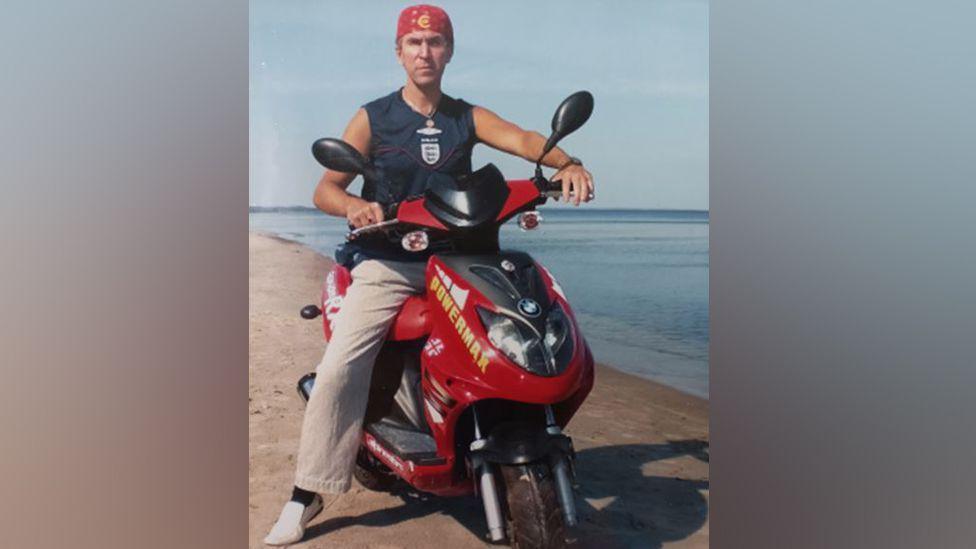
[{"x1": 499, "y1": 462, "x2": 568, "y2": 549}]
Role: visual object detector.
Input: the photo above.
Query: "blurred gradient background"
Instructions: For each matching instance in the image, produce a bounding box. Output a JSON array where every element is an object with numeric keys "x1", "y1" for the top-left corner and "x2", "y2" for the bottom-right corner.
[
  {"x1": 711, "y1": 1, "x2": 976, "y2": 547},
  {"x1": 1, "y1": 1, "x2": 248, "y2": 547},
  {"x1": 2, "y1": 1, "x2": 974, "y2": 548}
]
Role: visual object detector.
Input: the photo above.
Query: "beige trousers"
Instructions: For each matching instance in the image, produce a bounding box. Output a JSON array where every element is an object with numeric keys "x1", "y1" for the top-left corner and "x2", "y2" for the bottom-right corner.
[{"x1": 294, "y1": 259, "x2": 428, "y2": 494}]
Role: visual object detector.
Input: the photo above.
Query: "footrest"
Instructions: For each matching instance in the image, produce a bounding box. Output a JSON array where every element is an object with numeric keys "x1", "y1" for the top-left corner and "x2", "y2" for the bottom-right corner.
[{"x1": 366, "y1": 418, "x2": 444, "y2": 465}]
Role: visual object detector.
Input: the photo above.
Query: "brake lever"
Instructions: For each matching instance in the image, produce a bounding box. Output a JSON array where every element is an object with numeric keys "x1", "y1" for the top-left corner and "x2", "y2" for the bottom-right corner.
[
  {"x1": 346, "y1": 219, "x2": 400, "y2": 241},
  {"x1": 344, "y1": 200, "x2": 403, "y2": 241}
]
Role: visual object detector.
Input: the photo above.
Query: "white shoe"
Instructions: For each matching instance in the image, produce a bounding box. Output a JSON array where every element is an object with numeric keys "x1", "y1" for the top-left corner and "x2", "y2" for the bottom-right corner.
[{"x1": 263, "y1": 494, "x2": 324, "y2": 546}]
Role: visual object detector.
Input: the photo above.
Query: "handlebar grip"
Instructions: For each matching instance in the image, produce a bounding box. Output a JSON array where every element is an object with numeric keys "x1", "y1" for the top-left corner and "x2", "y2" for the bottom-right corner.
[
  {"x1": 534, "y1": 176, "x2": 563, "y2": 192},
  {"x1": 382, "y1": 202, "x2": 399, "y2": 220},
  {"x1": 533, "y1": 176, "x2": 566, "y2": 199},
  {"x1": 543, "y1": 177, "x2": 564, "y2": 192},
  {"x1": 537, "y1": 176, "x2": 593, "y2": 201}
]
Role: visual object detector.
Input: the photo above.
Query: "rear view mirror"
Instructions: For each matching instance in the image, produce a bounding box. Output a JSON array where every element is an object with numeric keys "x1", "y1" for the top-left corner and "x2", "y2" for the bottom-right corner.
[
  {"x1": 311, "y1": 138, "x2": 370, "y2": 174},
  {"x1": 538, "y1": 91, "x2": 594, "y2": 163}
]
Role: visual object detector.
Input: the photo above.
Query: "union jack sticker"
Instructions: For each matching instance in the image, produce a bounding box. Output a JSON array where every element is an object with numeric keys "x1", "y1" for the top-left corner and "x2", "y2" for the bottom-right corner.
[{"x1": 424, "y1": 337, "x2": 444, "y2": 357}]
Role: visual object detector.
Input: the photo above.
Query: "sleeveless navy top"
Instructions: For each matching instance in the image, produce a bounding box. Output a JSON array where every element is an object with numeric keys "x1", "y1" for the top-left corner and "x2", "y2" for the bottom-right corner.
[
  {"x1": 362, "y1": 89, "x2": 477, "y2": 203},
  {"x1": 344, "y1": 89, "x2": 477, "y2": 262}
]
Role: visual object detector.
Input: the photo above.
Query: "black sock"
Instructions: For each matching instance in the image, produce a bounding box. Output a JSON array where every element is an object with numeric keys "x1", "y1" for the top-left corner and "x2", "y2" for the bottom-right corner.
[{"x1": 290, "y1": 486, "x2": 317, "y2": 506}]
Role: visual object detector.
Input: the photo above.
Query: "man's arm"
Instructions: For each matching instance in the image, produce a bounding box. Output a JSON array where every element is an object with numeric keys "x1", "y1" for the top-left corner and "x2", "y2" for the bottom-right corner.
[
  {"x1": 312, "y1": 108, "x2": 386, "y2": 227},
  {"x1": 472, "y1": 106, "x2": 594, "y2": 205}
]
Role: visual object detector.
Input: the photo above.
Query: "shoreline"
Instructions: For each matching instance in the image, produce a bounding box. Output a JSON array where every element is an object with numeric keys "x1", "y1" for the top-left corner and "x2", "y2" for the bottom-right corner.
[
  {"x1": 249, "y1": 229, "x2": 709, "y2": 404},
  {"x1": 249, "y1": 231, "x2": 708, "y2": 548}
]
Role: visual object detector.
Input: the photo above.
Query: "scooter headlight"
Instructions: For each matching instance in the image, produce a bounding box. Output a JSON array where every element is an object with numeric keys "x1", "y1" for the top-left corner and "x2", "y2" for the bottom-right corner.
[
  {"x1": 544, "y1": 302, "x2": 575, "y2": 368},
  {"x1": 477, "y1": 307, "x2": 551, "y2": 375},
  {"x1": 477, "y1": 304, "x2": 575, "y2": 376}
]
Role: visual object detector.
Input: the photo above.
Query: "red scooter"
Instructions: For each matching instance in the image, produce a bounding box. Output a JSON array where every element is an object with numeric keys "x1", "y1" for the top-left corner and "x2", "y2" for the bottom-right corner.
[{"x1": 298, "y1": 92, "x2": 595, "y2": 548}]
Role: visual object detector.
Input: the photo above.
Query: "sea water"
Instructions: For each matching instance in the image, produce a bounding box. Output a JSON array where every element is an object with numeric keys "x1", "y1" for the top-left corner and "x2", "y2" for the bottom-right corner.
[{"x1": 249, "y1": 208, "x2": 709, "y2": 398}]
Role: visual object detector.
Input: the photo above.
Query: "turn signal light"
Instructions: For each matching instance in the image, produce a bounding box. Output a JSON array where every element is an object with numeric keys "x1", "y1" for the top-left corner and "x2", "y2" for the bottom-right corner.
[
  {"x1": 401, "y1": 230, "x2": 429, "y2": 252},
  {"x1": 518, "y1": 211, "x2": 542, "y2": 231}
]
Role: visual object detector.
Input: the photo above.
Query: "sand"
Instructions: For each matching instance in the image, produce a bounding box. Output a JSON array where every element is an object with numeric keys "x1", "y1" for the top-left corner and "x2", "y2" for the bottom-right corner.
[{"x1": 249, "y1": 232, "x2": 709, "y2": 548}]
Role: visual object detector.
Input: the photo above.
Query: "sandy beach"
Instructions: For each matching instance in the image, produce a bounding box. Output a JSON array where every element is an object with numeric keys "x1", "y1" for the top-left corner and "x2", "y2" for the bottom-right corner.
[{"x1": 249, "y1": 232, "x2": 709, "y2": 548}]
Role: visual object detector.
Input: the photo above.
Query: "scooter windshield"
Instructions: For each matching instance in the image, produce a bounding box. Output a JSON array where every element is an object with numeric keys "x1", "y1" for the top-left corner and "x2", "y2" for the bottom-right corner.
[{"x1": 423, "y1": 164, "x2": 510, "y2": 230}]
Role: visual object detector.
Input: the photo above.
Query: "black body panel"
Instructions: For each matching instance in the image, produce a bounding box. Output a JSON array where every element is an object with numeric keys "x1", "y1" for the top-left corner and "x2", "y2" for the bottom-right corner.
[
  {"x1": 297, "y1": 339, "x2": 431, "y2": 432},
  {"x1": 470, "y1": 420, "x2": 574, "y2": 465},
  {"x1": 438, "y1": 251, "x2": 552, "y2": 336},
  {"x1": 423, "y1": 163, "x2": 510, "y2": 230}
]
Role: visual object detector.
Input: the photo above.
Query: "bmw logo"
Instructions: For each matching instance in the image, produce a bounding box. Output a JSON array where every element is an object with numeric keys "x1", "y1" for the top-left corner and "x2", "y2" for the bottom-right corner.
[{"x1": 517, "y1": 298, "x2": 541, "y2": 318}]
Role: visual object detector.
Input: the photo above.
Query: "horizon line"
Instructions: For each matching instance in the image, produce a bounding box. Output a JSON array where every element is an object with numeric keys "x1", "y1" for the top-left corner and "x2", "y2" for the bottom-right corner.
[{"x1": 249, "y1": 205, "x2": 710, "y2": 214}]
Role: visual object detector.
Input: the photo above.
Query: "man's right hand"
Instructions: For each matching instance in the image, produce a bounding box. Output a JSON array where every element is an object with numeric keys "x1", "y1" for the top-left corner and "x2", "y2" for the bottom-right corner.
[{"x1": 345, "y1": 198, "x2": 385, "y2": 228}]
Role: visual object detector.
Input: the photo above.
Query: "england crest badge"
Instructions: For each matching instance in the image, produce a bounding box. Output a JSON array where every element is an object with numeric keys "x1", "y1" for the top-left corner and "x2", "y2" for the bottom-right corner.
[{"x1": 421, "y1": 141, "x2": 440, "y2": 164}]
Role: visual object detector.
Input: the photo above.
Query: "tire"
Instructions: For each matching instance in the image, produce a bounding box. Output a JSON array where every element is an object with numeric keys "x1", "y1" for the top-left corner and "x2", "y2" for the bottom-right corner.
[
  {"x1": 499, "y1": 462, "x2": 568, "y2": 549},
  {"x1": 354, "y1": 449, "x2": 397, "y2": 491}
]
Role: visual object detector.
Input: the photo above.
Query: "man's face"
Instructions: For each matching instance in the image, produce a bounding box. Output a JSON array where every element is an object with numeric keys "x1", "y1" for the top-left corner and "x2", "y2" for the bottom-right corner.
[{"x1": 396, "y1": 30, "x2": 452, "y2": 86}]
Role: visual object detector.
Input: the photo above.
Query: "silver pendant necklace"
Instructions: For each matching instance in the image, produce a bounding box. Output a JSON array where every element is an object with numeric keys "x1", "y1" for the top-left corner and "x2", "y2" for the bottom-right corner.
[
  {"x1": 405, "y1": 91, "x2": 443, "y2": 142},
  {"x1": 402, "y1": 92, "x2": 437, "y2": 124}
]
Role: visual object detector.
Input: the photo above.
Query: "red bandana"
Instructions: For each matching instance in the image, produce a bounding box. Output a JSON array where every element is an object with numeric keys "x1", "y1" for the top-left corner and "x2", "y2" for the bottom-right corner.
[{"x1": 396, "y1": 4, "x2": 453, "y2": 44}]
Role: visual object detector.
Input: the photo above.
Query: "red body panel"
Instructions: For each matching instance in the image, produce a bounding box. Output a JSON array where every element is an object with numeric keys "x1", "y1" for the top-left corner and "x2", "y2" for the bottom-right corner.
[
  {"x1": 422, "y1": 257, "x2": 588, "y2": 405},
  {"x1": 376, "y1": 257, "x2": 593, "y2": 495},
  {"x1": 321, "y1": 265, "x2": 432, "y2": 342},
  {"x1": 396, "y1": 198, "x2": 448, "y2": 231},
  {"x1": 389, "y1": 296, "x2": 431, "y2": 340},
  {"x1": 320, "y1": 265, "x2": 352, "y2": 341},
  {"x1": 497, "y1": 179, "x2": 541, "y2": 220}
]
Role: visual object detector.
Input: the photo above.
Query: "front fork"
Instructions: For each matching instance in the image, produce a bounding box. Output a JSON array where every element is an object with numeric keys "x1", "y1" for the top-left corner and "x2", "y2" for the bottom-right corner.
[
  {"x1": 545, "y1": 406, "x2": 579, "y2": 527},
  {"x1": 468, "y1": 405, "x2": 579, "y2": 542},
  {"x1": 469, "y1": 406, "x2": 506, "y2": 542}
]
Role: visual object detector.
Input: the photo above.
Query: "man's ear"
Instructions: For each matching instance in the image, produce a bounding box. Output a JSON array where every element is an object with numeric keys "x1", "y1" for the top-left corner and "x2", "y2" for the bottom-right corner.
[{"x1": 445, "y1": 43, "x2": 454, "y2": 64}]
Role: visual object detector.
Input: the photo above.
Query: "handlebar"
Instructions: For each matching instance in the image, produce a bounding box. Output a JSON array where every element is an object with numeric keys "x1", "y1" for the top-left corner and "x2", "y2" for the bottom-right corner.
[{"x1": 345, "y1": 176, "x2": 589, "y2": 240}]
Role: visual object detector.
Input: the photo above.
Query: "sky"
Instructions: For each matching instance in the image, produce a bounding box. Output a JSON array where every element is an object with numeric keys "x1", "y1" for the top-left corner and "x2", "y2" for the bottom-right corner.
[{"x1": 250, "y1": 0, "x2": 708, "y2": 210}]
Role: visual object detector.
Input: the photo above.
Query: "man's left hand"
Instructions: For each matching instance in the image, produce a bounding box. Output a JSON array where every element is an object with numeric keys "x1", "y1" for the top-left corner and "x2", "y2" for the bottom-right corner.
[{"x1": 552, "y1": 164, "x2": 595, "y2": 206}]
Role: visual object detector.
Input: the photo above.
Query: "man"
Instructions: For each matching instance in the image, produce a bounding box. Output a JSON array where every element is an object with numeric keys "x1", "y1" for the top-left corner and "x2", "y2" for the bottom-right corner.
[{"x1": 265, "y1": 5, "x2": 594, "y2": 545}]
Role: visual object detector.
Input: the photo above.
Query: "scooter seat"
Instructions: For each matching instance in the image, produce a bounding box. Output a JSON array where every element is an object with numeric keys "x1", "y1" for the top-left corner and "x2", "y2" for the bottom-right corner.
[{"x1": 389, "y1": 295, "x2": 431, "y2": 341}]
